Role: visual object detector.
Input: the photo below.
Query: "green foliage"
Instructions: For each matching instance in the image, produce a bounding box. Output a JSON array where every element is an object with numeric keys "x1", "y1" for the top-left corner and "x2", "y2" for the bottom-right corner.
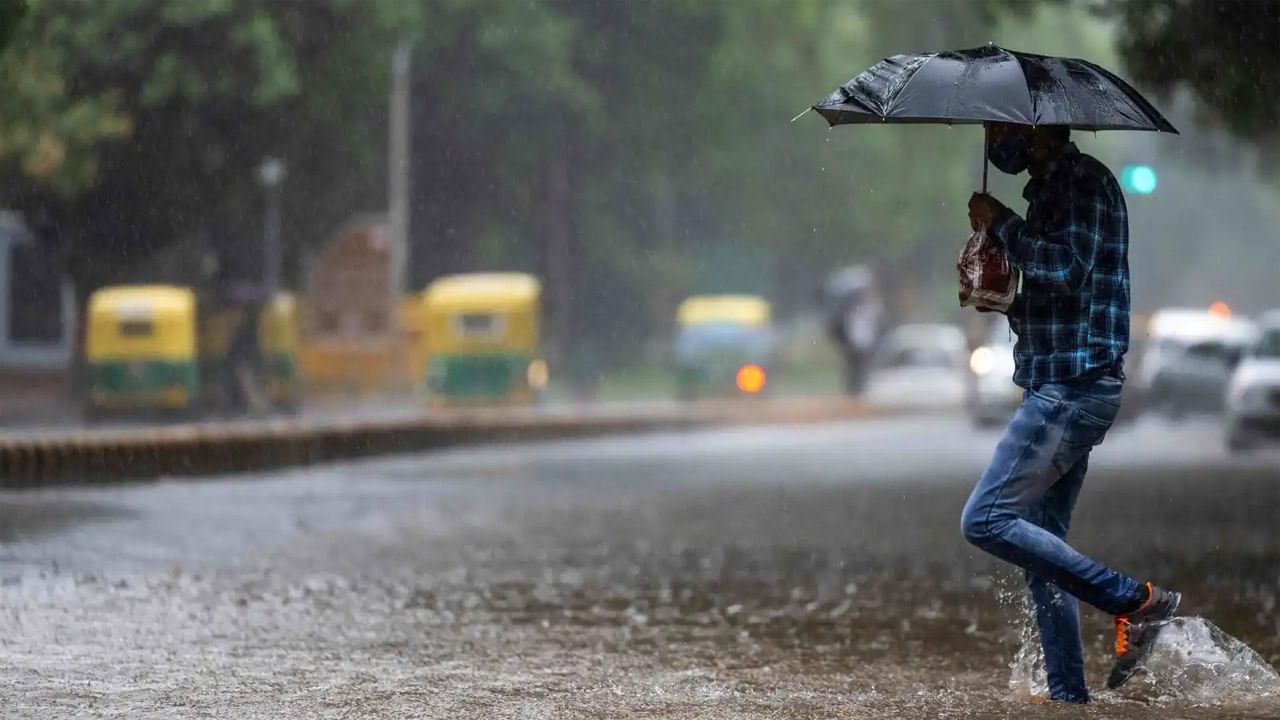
[
  {"x1": 1107, "y1": 0, "x2": 1279, "y2": 149},
  {"x1": 7, "y1": 0, "x2": 1251, "y2": 366},
  {"x1": 0, "y1": 0, "x2": 25, "y2": 52},
  {"x1": 0, "y1": 1, "x2": 130, "y2": 195},
  {"x1": 0, "y1": 0, "x2": 403, "y2": 290}
]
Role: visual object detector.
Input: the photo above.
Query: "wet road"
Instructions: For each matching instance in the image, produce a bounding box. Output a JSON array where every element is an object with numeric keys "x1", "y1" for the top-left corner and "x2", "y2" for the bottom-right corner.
[{"x1": 2, "y1": 414, "x2": 1279, "y2": 718}]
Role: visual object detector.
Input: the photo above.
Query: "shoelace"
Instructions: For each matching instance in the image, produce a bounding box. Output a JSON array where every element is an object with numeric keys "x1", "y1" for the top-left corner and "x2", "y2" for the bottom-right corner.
[{"x1": 1114, "y1": 616, "x2": 1132, "y2": 655}]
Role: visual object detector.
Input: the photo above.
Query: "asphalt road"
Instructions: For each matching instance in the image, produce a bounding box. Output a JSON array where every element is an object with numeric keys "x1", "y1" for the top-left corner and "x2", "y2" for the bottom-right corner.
[{"x1": 1, "y1": 414, "x2": 1279, "y2": 718}]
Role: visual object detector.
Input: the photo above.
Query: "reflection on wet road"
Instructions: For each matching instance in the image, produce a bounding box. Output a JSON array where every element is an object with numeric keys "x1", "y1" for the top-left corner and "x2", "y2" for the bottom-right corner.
[{"x1": 2, "y1": 415, "x2": 1278, "y2": 717}]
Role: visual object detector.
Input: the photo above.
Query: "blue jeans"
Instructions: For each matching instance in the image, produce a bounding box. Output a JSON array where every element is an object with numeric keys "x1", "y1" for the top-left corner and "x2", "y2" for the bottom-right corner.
[{"x1": 961, "y1": 375, "x2": 1142, "y2": 703}]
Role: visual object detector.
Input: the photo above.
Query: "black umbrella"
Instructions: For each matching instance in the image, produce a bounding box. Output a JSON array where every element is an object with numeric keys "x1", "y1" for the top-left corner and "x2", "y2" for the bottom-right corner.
[{"x1": 805, "y1": 45, "x2": 1177, "y2": 188}]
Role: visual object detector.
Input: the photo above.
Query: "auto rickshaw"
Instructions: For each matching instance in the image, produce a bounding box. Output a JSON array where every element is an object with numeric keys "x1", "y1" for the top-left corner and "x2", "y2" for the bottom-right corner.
[
  {"x1": 259, "y1": 292, "x2": 301, "y2": 412},
  {"x1": 84, "y1": 285, "x2": 199, "y2": 417},
  {"x1": 673, "y1": 294, "x2": 775, "y2": 400},
  {"x1": 421, "y1": 273, "x2": 545, "y2": 405}
]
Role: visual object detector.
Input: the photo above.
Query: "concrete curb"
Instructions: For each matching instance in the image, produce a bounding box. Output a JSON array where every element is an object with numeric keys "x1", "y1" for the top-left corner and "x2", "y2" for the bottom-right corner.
[{"x1": 0, "y1": 398, "x2": 895, "y2": 488}]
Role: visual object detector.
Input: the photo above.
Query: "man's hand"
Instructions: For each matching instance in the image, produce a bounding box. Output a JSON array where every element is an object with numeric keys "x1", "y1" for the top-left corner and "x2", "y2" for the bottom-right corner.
[{"x1": 968, "y1": 192, "x2": 1005, "y2": 231}]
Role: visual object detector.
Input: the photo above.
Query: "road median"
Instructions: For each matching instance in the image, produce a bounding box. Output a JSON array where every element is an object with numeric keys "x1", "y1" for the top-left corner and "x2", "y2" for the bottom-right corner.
[{"x1": 0, "y1": 397, "x2": 900, "y2": 488}]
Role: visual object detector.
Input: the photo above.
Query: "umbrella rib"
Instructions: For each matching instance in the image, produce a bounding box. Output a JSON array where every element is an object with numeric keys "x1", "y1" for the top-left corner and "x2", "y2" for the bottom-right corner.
[
  {"x1": 1005, "y1": 48, "x2": 1040, "y2": 126},
  {"x1": 1075, "y1": 58, "x2": 1179, "y2": 134},
  {"x1": 881, "y1": 52, "x2": 938, "y2": 118}
]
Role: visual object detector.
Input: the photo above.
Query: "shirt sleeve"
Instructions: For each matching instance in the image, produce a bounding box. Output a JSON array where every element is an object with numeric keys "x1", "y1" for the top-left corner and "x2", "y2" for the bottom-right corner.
[{"x1": 990, "y1": 172, "x2": 1105, "y2": 295}]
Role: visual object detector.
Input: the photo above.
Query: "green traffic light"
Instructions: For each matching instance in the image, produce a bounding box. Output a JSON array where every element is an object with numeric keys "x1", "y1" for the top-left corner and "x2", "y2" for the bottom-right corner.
[{"x1": 1121, "y1": 165, "x2": 1157, "y2": 195}]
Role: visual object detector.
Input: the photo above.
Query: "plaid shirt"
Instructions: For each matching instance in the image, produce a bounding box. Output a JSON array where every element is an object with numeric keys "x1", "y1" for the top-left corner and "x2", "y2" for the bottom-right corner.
[{"x1": 990, "y1": 143, "x2": 1130, "y2": 389}]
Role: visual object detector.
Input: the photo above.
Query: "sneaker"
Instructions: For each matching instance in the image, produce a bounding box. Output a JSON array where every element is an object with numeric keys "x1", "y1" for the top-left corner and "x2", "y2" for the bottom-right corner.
[{"x1": 1106, "y1": 582, "x2": 1182, "y2": 690}]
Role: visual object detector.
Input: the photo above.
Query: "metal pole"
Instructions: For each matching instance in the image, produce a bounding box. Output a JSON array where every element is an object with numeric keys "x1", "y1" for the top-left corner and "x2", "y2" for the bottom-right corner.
[
  {"x1": 388, "y1": 40, "x2": 412, "y2": 300},
  {"x1": 263, "y1": 183, "x2": 282, "y2": 295},
  {"x1": 982, "y1": 124, "x2": 990, "y2": 194},
  {"x1": 546, "y1": 150, "x2": 571, "y2": 369},
  {"x1": 257, "y1": 158, "x2": 286, "y2": 296}
]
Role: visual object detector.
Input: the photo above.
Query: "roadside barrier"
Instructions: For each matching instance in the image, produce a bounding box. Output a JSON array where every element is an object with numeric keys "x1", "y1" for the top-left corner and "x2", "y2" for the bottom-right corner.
[{"x1": 0, "y1": 398, "x2": 881, "y2": 488}]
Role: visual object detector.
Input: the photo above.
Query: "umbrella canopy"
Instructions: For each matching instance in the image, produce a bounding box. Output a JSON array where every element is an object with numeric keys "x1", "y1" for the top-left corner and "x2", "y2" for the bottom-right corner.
[
  {"x1": 812, "y1": 45, "x2": 1177, "y2": 133},
  {"x1": 823, "y1": 265, "x2": 876, "y2": 304}
]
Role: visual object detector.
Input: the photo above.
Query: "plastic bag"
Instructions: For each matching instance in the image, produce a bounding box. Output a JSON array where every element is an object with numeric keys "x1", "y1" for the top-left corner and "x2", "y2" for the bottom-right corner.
[{"x1": 957, "y1": 228, "x2": 1019, "y2": 313}]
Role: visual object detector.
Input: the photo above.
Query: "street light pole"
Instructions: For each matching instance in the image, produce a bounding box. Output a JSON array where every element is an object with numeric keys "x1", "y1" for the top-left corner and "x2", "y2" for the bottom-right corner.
[
  {"x1": 257, "y1": 157, "x2": 287, "y2": 297},
  {"x1": 388, "y1": 40, "x2": 412, "y2": 302}
]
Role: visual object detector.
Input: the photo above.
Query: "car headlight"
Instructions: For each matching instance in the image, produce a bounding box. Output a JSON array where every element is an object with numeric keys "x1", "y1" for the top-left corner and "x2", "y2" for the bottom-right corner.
[{"x1": 969, "y1": 347, "x2": 995, "y2": 376}]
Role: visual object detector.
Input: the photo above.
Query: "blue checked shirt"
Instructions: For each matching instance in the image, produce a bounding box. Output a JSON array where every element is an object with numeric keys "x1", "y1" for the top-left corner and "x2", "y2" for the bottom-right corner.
[{"x1": 990, "y1": 143, "x2": 1130, "y2": 389}]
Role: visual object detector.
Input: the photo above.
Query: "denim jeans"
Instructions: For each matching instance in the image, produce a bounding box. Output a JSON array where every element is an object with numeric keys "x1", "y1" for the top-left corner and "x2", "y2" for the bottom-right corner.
[{"x1": 961, "y1": 374, "x2": 1142, "y2": 703}]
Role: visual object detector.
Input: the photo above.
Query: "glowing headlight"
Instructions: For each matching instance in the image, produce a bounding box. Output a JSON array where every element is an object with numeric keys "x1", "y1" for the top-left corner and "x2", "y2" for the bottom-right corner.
[
  {"x1": 969, "y1": 347, "x2": 995, "y2": 376},
  {"x1": 735, "y1": 364, "x2": 767, "y2": 394},
  {"x1": 527, "y1": 359, "x2": 549, "y2": 389}
]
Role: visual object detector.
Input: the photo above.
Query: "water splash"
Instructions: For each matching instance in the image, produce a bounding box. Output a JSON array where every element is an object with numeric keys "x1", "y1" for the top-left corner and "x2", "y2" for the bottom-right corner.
[
  {"x1": 1006, "y1": 592, "x2": 1047, "y2": 700},
  {"x1": 1121, "y1": 617, "x2": 1280, "y2": 704}
]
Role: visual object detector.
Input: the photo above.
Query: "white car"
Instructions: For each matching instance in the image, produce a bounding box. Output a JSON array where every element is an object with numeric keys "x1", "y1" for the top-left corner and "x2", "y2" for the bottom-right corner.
[
  {"x1": 867, "y1": 323, "x2": 967, "y2": 409},
  {"x1": 966, "y1": 321, "x2": 1021, "y2": 426},
  {"x1": 1134, "y1": 308, "x2": 1257, "y2": 417},
  {"x1": 1225, "y1": 313, "x2": 1280, "y2": 452}
]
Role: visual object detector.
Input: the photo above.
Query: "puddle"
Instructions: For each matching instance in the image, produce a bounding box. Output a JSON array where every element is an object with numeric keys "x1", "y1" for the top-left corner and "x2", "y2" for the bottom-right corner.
[
  {"x1": 1122, "y1": 617, "x2": 1280, "y2": 704},
  {"x1": 1005, "y1": 604, "x2": 1280, "y2": 712}
]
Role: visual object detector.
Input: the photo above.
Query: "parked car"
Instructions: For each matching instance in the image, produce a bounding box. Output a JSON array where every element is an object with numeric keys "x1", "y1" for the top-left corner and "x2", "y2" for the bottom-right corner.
[
  {"x1": 1132, "y1": 308, "x2": 1257, "y2": 418},
  {"x1": 867, "y1": 323, "x2": 967, "y2": 409},
  {"x1": 1225, "y1": 311, "x2": 1280, "y2": 452},
  {"x1": 965, "y1": 321, "x2": 1020, "y2": 426}
]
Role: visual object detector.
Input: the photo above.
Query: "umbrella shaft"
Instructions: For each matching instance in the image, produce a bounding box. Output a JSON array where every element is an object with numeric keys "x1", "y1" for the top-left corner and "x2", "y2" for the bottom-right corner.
[{"x1": 982, "y1": 125, "x2": 989, "y2": 193}]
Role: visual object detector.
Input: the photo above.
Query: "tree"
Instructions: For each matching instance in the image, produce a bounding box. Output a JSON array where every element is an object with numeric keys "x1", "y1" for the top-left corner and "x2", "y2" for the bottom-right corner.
[
  {"x1": 1108, "y1": 0, "x2": 1280, "y2": 154},
  {"x1": 0, "y1": 0, "x2": 409, "y2": 293},
  {"x1": 11, "y1": 0, "x2": 1224, "y2": 372}
]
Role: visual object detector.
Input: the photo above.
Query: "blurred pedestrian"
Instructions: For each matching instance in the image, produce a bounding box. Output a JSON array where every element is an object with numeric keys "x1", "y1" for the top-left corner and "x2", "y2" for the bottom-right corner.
[
  {"x1": 960, "y1": 123, "x2": 1181, "y2": 702},
  {"x1": 225, "y1": 303, "x2": 262, "y2": 414},
  {"x1": 823, "y1": 266, "x2": 884, "y2": 395}
]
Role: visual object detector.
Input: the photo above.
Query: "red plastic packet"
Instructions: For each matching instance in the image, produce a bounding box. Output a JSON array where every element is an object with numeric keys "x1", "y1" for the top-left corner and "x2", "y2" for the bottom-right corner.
[{"x1": 957, "y1": 228, "x2": 1018, "y2": 313}]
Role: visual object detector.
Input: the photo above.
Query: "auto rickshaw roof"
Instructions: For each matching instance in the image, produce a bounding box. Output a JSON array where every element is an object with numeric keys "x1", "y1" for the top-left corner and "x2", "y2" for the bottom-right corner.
[
  {"x1": 677, "y1": 295, "x2": 771, "y2": 327},
  {"x1": 90, "y1": 285, "x2": 196, "y2": 315},
  {"x1": 424, "y1": 273, "x2": 541, "y2": 310}
]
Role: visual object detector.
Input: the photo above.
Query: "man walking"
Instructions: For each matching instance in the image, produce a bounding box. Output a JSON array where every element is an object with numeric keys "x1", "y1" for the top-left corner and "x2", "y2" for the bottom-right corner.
[{"x1": 962, "y1": 123, "x2": 1180, "y2": 703}]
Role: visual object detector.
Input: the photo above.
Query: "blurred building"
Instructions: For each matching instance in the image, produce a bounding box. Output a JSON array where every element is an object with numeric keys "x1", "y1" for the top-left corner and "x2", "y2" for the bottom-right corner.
[
  {"x1": 298, "y1": 215, "x2": 419, "y2": 397},
  {"x1": 0, "y1": 211, "x2": 76, "y2": 423}
]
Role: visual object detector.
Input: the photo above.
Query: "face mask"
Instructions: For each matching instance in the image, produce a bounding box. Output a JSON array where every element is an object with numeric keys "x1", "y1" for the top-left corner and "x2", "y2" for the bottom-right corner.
[{"x1": 988, "y1": 130, "x2": 1030, "y2": 175}]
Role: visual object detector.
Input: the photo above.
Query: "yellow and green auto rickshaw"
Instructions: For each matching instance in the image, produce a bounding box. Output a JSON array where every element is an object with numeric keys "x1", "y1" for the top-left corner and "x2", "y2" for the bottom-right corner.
[
  {"x1": 84, "y1": 285, "x2": 199, "y2": 416},
  {"x1": 258, "y1": 293, "x2": 301, "y2": 411},
  {"x1": 673, "y1": 294, "x2": 776, "y2": 400},
  {"x1": 421, "y1": 273, "x2": 546, "y2": 405}
]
